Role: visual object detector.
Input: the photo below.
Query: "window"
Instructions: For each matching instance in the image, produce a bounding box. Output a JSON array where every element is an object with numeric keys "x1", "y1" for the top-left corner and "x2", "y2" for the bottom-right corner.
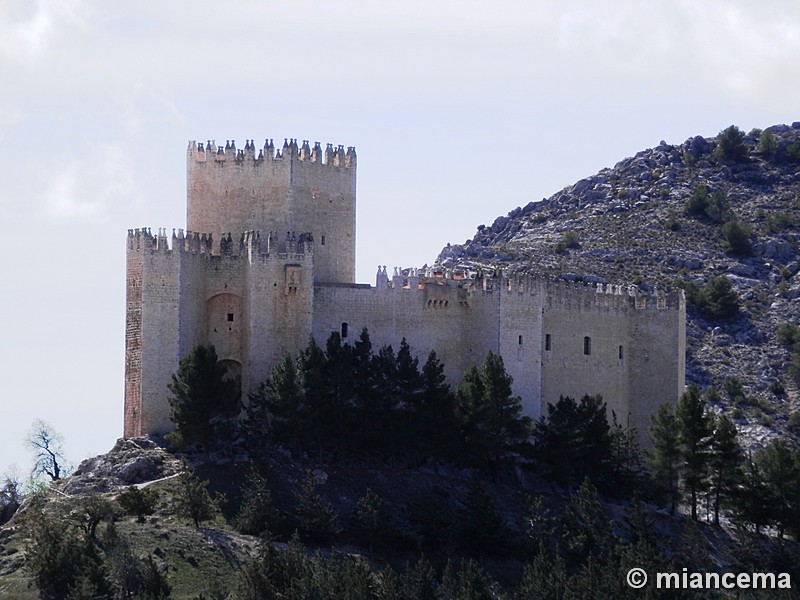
[
  {"x1": 518, "y1": 335, "x2": 523, "y2": 345},
  {"x1": 341, "y1": 322, "x2": 349, "y2": 339},
  {"x1": 227, "y1": 313, "x2": 234, "y2": 322},
  {"x1": 583, "y1": 336, "x2": 592, "y2": 355},
  {"x1": 321, "y1": 235, "x2": 326, "y2": 245},
  {"x1": 619, "y1": 345, "x2": 624, "y2": 360},
  {"x1": 545, "y1": 334, "x2": 551, "y2": 351}
]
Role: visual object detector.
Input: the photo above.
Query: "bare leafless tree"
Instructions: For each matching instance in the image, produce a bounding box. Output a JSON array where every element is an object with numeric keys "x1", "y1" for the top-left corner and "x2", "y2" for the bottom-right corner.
[{"x1": 24, "y1": 419, "x2": 68, "y2": 482}]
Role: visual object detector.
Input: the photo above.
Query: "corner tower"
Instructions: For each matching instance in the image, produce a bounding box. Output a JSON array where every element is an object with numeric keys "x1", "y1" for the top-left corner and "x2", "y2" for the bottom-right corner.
[{"x1": 187, "y1": 138, "x2": 356, "y2": 284}]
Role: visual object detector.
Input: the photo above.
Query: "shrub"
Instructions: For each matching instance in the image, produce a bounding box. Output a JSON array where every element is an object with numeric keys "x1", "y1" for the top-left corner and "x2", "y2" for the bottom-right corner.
[
  {"x1": 713, "y1": 125, "x2": 749, "y2": 163},
  {"x1": 553, "y1": 231, "x2": 581, "y2": 254},
  {"x1": 721, "y1": 221, "x2": 752, "y2": 256},
  {"x1": 118, "y1": 486, "x2": 158, "y2": 523},
  {"x1": 684, "y1": 185, "x2": 729, "y2": 223},
  {"x1": 666, "y1": 214, "x2": 681, "y2": 231},
  {"x1": 723, "y1": 378, "x2": 744, "y2": 399},
  {"x1": 684, "y1": 185, "x2": 710, "y2": 217},
  {"x1": 758, "y1": 129, "x2": 778, "y2": 159},
  {"x1": 777, "y1": 323, "x2": 800, "y2": 347},
  {"x1": 767, "y1": 212, "x2": 795, "y2": 233},
  {"x1": 700, "y1": 277, "x2": 740, "y2": 319}
]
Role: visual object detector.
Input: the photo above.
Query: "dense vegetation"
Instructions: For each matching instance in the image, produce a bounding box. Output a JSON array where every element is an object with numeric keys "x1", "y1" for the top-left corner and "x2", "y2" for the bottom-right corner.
[{"x1": 13, "y1": 338, "x2": 779, "y2": 597}]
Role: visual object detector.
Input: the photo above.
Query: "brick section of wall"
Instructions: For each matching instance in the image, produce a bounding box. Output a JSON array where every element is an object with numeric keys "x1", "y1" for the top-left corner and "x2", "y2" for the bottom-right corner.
[{"x1": 123, "y1": 233, "x2": 144, "y2": 438}]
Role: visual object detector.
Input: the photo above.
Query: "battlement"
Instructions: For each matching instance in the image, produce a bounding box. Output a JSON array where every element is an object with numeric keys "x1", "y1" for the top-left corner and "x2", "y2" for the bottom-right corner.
[
  {"x1": 126, "y1": 227, "x2": 312, "y2": 258},
  {"x1": 373, "y1": 265, "x2": 683, "y2": 312},
  {"x1": 187, "y1": 138, "x2": 356, "y2": 168},
  {"x1": 543, "y1": 280, "x2": 684, "y2": 312}
]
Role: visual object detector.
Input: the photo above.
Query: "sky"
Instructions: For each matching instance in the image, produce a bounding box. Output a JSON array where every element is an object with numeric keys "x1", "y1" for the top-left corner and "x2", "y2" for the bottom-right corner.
[{"x1": 1, "y1": 0, "x2": 799, "y2": 480}]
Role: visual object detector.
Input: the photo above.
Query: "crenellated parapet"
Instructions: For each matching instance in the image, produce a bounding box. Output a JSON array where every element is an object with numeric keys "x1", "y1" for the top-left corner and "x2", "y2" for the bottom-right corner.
[
  {"x1": 543, "y1": 280, "x2": 683, "y2": 312},
  {"x1": 127, "y1": 227, "x2": 312, "y2": 259},
  {"x1": 187, "y1": 138, "x2": 356, "y2": 168},
  {"x1": 371, "y1": 265, "x2": 683, "y2": 312}
]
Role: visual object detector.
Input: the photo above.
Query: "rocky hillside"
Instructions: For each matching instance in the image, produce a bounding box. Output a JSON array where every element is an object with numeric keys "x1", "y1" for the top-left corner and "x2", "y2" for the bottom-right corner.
[{"x1": 438, "y1": 123, "x2": 800, "y2": 447}]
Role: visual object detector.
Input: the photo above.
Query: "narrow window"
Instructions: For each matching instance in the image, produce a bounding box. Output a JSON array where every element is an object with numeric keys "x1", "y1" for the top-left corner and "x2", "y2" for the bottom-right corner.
[
  {"x1": 227, "y1": 313, "x2": 234, "y2": 322},
  {"x1": 545, "y1": 334, "x2": 551, "y2": 351},
  {"x1": 341, "y1": 322, "x2": 349, "y2": 339},
  {"x1": 583, "y1": 336, "x2": 592, "y2": 355},
  {"x1": 321, "y1": 235, "x2": 326, "y2": 245},
  {"x1": 518, "y1": 335, "x2": 523, "y2": 345},
  {"x1": 618, "y1": 345, "x2": 624, "y2": 360}
]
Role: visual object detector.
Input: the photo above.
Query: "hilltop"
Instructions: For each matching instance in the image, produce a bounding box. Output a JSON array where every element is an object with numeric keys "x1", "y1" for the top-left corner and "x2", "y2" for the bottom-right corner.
[
  {"x1": 3, "y1": 125, "x2": 800, "y2": 598},
  {"x1": 438, "y1": 123, "x2": 800, "y2": 447}
]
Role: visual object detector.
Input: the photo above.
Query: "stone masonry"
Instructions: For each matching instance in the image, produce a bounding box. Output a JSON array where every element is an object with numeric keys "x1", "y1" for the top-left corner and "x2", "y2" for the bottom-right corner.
[{"x1": 124, "y1": 137, "x2": 686, "y2": 444}]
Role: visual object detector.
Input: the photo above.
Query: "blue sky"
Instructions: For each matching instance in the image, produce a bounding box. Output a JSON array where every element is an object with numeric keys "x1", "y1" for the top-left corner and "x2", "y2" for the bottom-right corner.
[{"x1": 1, "y1": 0, "x2": 798, "y2": 479}]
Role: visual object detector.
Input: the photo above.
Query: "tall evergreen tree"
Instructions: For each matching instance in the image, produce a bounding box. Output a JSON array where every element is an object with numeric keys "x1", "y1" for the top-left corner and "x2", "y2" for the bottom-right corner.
[
  {"x1": 296, "y1": 337, "x2": 332, "y2": 456},
  {"x1": 242, "y1": 381, "x2": 271, "y2": 459},
  {"x1": 676, "y1": 384, "x2": 712, "y2": 520},
  {"x1": 324, "y1": 331, "x2": 355, "y2": 448},
  {"x1": 168, "y1": 344, "x2": 239, "y2": 448},
  {"x1": 264, "y1": 353, "x2": 304, "y2": 450},
  {"x1": 455, "y1": 352, "x2": 532, "y2": 470},
  {"x1": 457, "y1": 476, "x2": 509, "y2": 558},
  {"x1": 647, "y1": 403, "x2": 681, "y2": 515},
  {"x1": 734, "y1": 451, "x2": 771, "y2": 534},
  {"x1": 533, "y1": 395, "x2": 611, "y2": 486},
  {"x1": 174, "y1": 466, "x2": 221, "y2": 528},
  {"x1": 707, "y1": 413, "x2": 743, "y2": 525},
  {"x1": 413, "y1": 350, "x2": 455, "y2": 457},
  {"x1": 292, "y1": 470, "x2": 340, "y2": 545},
  {"x1": 755, "y1": 439, "x2": 800, "y2": 539},
  {"x1": 559, "y1": 478, "x2": 615, "y2": 567}
]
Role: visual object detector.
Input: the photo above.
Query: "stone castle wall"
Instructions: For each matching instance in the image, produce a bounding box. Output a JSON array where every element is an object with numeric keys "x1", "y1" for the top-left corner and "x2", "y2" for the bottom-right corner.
[
  {"x1": 187, "y1": 139, "x2": 356, "y2": 284},
  {"x1": 124, "y1": 137, "x2": 685, "y2": 444},
  {"x1": 124, "y1": 228, "x2": 314, "y2": 437},
  {"x1": 540, "y1": 283, "x2": 685, "y2": 437}
]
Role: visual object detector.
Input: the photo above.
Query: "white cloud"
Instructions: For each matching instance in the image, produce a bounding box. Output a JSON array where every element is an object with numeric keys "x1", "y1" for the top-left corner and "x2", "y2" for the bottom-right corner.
[
  {"x1": 0, "y1": 0, "x2": 87, "y2": 62},
  {"x1": 41, "y1": 142, "x2": 134, "y2": 221},
  {"x1": 676, "y1": 1, "x2": 800, "y2": 100}
]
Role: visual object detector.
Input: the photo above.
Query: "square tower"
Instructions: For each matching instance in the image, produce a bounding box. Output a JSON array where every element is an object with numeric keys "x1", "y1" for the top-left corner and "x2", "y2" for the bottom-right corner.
[{"x1": 187, "y1": 138, "x2": 356, "y2": 284}]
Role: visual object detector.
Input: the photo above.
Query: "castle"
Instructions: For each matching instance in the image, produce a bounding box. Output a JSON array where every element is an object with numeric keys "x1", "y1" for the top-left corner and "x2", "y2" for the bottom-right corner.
[{"x1": 124, "y1": 138, "x2": 686, "y2": 443}]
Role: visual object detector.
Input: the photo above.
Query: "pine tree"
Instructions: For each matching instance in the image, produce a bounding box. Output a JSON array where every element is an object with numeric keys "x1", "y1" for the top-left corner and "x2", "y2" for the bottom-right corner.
[
  {"x1": 415, "y1": 350, "x2": 455, "y2": 457},
  {"x1": 323, "y1": 331, "x2": 355, "y2": 449},
  {"x1": 455, "y1": 352, "x2": 532, "y2": 470},
  {"x1": 235, "y1": 467, "x2": 280, "y2": 536},
  {"x1": 296, "y1": 337, "x2": 332, "y2": 456},
  {"x1": 754, "y1": 439, "x2": 800, "y2": 538},
  {"x1": 516, "y1": 551, "x2": 568, "y2": 600},
  {"x1": 168, "y1": 344, "x2": 240, "y2": 448},
  {"x1": 457, "y1": 476, "x2": 509, "y2": 558},
  {"x1": 676, "y1": 384, "x2": 711, "y2": 520},
  {"x1": 734, "y1": 451, "x2": 771, "y2": 534},
  {"x1": 707, "y1": 414, "x2": 743, "y2": 525},
  {"x1": 351, "y1": 487, "x2": 392, "y2": 552},
  {"x1": 559, "y1": 478, "x2": 614, "y2": 566},
  {"x1": 533, "y1": 395, "x2": 611, "y2": 486},
  {"x1": 366, "y1": 344, "x2": 400, "y2": 456},
  {"x1": 647, "y1": 403, "x2": 681, "y2": 515},
  {"x1": 174, "y1": 466, "x2": 221, "y2": 528},
  {"x1": 241, "y1": 381, "x2": 271, "y2": 460},
  {"x1": 292, "y1": 470, "x2": 340, "y2": 544},
  {"x1": 264, "y1": 353, "x2": 304, "y2": 450},
  {"x1": 439, "y1": 559, "x2": 497, "y2": 600},
  {"x1": 713, "y1": 124, "x2": 749, "y2": 163}
]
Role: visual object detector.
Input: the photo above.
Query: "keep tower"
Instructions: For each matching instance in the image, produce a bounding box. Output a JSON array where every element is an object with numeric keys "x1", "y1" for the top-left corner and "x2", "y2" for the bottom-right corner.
[{"x1": 187, "y1": 138, "x2": 357, "y2": 283}]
